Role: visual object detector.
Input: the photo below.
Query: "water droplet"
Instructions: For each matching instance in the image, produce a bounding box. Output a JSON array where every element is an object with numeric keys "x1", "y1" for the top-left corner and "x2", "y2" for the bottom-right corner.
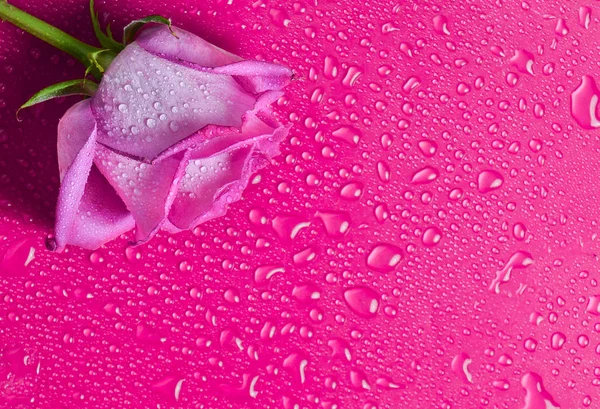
[
  {"x1": 555, "y1": 18, "x2": 569, "y2": 36},
  {"x1": 343, "y1": 286, "x2": 380, "y2": 318},
  {"x1": 366, "y1": 243, "x2": 403, "y2": 273},
  {"x1": 586, "y1": 295, "x2": 600, "y2": 316},
  {"x1": 477, "y1": 169, "x2": 504, "y2": 193},
  {"x1": 550, "y1": 332, "x2": 566, "y2": 350},
  {"x1": 432, "y1": 15, "x2": 450, "y2": 35},
  {"x1": 510, "y1": 49, "x2": 535, "y2": 74},
  {"x1": 451, "y1": 353, "x2": 473, "y2": 383},
  {"x1": 418, "y1": 140, "x2": 437, "y2": 157},
  {"x1": 490, "y1": 251, "x2": 534, "y2": 293},
  {"x1": 422, "y1": 227, "x2": 442, "y2": 247},
  {"x1": 315, "y1": 210, "x2": 351, "y2": 237},
  {"x1": 571, "y1": 75, "x2": 600, "y2": 129},
  {"x1": 331, "y1": 126, "x2": 361, "y2": 146},
  {"x1": 520, "y1": 372, "x2": 560, "y2": 409},
  {"x1": 411, "y1": 166, "x2": 439, "y2": 185},
  {"x1": 340, "y1": 181, "x2": 363, "y2": 200},
  {"x1": 579, "y1": 6, "x2": 592, "y2": 29}
]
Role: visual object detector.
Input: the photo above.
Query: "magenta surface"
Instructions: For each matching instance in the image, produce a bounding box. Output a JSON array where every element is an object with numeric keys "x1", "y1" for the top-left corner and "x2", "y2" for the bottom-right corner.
[{"x1": 1, "y1": 0, "x2": 599, "y2": 408}]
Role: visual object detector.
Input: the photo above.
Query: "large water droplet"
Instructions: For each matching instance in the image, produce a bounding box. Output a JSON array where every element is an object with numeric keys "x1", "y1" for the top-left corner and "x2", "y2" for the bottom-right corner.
[
  {"x1": 366, "y1": 243, "x2": 403, "y2": 272},
  {"x1": 477, "y1": 170, "x2": 504, "y2": 193},
  {"x1": 343, "y1": 286, "x2": 379, "y2": 318},
  {"x1": 411, "y1": 166, "x2": 439, "y2": 185}
]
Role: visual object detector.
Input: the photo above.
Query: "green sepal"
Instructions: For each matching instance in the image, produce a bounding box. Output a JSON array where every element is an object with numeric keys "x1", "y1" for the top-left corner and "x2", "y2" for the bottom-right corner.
[
  {"x1": 18, "y1": 80, "x2": 98, "y2": 118},
  {"x1": 123, "y1": 15, "x2": 178, "y2": 45},
  {"x1": 90, "y1": 0, "x2": 124, "y2": 52}
]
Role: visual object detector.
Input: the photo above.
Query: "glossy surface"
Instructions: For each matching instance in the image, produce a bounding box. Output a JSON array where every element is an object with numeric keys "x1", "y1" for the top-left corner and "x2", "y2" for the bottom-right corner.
[{"x1": 2, "y1": 0, "x2": 600, "y2": 408}]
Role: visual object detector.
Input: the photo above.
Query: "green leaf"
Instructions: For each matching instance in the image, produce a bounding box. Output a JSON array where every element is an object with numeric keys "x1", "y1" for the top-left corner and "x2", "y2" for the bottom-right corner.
[
  {"x1": 90, "y1": 0, "x2": 124, "y2": 52},
  {"x1": 18, "y1": 80, "x2": 98, "y2": 115},
  {"x1": 123, "y1": 15, "x2": 178, "y2": 45}
]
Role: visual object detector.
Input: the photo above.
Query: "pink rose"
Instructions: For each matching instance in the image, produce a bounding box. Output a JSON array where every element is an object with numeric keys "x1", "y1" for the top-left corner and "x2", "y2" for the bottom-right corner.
[{"x1": 51, "y1": 25, "x2": 292, "y2": 251}]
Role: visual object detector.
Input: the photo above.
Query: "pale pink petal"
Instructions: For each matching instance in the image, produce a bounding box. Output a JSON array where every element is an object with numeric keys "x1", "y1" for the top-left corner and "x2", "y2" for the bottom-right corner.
[
  {"x1": 53, "y1": 100, "x2": 97, "y2": 251},
  {"x1": 136, "y1": 25, "x2": 241, "y2": 68},
  {"x1": 53, "y1": 100, "x2": 134, "y2": 251},
  {"x1": 168, "y1": 124, "x2": 289, "y2": 230},
  {"x1": 213, "y1": 61, "x2": 293, "y2": 93},
  {"x1": 92, "y1": 43, "x2": 256, "y2": 161},
  {"x1": 151, "y1": 91, "x2": 286, "y2": 163},
  {"x1": 94, "y1": 145, "x2": 188, "y2": 242},
  {"x1": 66, "y1": 167, "x2": 135, "y2": 250},
  {"x1": 57, "y1": 100, "x2": 96, "y2": 180}
]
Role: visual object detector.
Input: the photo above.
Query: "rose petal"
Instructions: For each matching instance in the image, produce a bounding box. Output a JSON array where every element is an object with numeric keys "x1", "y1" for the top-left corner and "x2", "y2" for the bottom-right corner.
[
  {"x1": 136, "y1": 25, "x2": 241, "y2": 68},
  {"x1": 53, "y1": 100, "x2": 98, "y2": 251},
  {"x1": 213, "y1": 61, "x2": 293, "y2": 93},
  {"x1": 57, "y1": 100, "x2": 97, "y2": 180},
  {"x1": 168, "y1": 124, "x2": 289, "y2": 230},
  {"x1": 53, "y1": 100, "x2": 135, "y2": 251},
  {"x1": 93, "y1": 43, "x2": 257, "y2": 161},
  {"x1": 152, "y1": 91, "x2": 286, "y2": 163},
  {"x1": 94, "y1": 145, "x2": 188, "y2": 242},
  {"x1": 67, "y1": 167, "x2": 135, "y2": 250}
]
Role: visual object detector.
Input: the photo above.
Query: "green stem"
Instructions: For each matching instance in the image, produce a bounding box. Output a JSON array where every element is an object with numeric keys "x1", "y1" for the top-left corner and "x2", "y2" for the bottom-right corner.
[{"x1": 0, "y1": 0, "x2": 115, "y2": 76}]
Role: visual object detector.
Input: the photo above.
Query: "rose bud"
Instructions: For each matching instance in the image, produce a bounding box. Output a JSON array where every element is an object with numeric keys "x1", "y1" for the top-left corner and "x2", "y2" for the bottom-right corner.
[{"x1": 52, "y1": 26, "x2": 291, "y2": 251}]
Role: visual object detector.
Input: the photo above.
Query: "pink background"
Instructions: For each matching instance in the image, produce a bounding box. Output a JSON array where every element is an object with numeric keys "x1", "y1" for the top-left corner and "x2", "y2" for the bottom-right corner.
[{"x1": 1, "y1": 0, "x2": 599, "y2": 407}]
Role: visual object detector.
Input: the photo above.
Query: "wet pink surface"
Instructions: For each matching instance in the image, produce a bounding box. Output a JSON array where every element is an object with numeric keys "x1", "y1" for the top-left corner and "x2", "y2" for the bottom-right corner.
[{"x1": 1, "y1": 0, "x2": 600, "y2": 408}]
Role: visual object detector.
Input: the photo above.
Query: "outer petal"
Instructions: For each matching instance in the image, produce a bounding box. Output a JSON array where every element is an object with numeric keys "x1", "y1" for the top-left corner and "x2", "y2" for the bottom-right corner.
[
  {"x1": 94, "y1": 145, "x2": 188, "y2": 242},
  {"x1": 53, "y1": 100, "x2": 134, "y2": 251},
  {"x1": 66, "y1": 167, "x2": 135, "y2": 250},
  {"x1": 168, "y1": 123, "x2": 289, "y2": 230},
  {"x1": 57, "y1": 100, "x2": 96, "y2": 180},
  {"x1": 135, "y1": 25, "x2": 241, "y2": 68},
  {"x1": 152, "y1": 91, "x2": 285, "y2": 162},
  {"x1": 92, "y1": 43, "x2": 256, "y2": 161},
  {"x1": 54, "y1": 101, "x2": 98, "y2": 251}
]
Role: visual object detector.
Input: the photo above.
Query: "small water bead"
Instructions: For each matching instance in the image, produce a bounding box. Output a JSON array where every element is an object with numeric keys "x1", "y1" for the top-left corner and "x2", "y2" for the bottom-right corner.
[
  {"x1": 118, "y1": 103, "x2": 128, "y2": 113},
  {"x1": 146, "y1": 118, "x2": 157, "y2": 128}
]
